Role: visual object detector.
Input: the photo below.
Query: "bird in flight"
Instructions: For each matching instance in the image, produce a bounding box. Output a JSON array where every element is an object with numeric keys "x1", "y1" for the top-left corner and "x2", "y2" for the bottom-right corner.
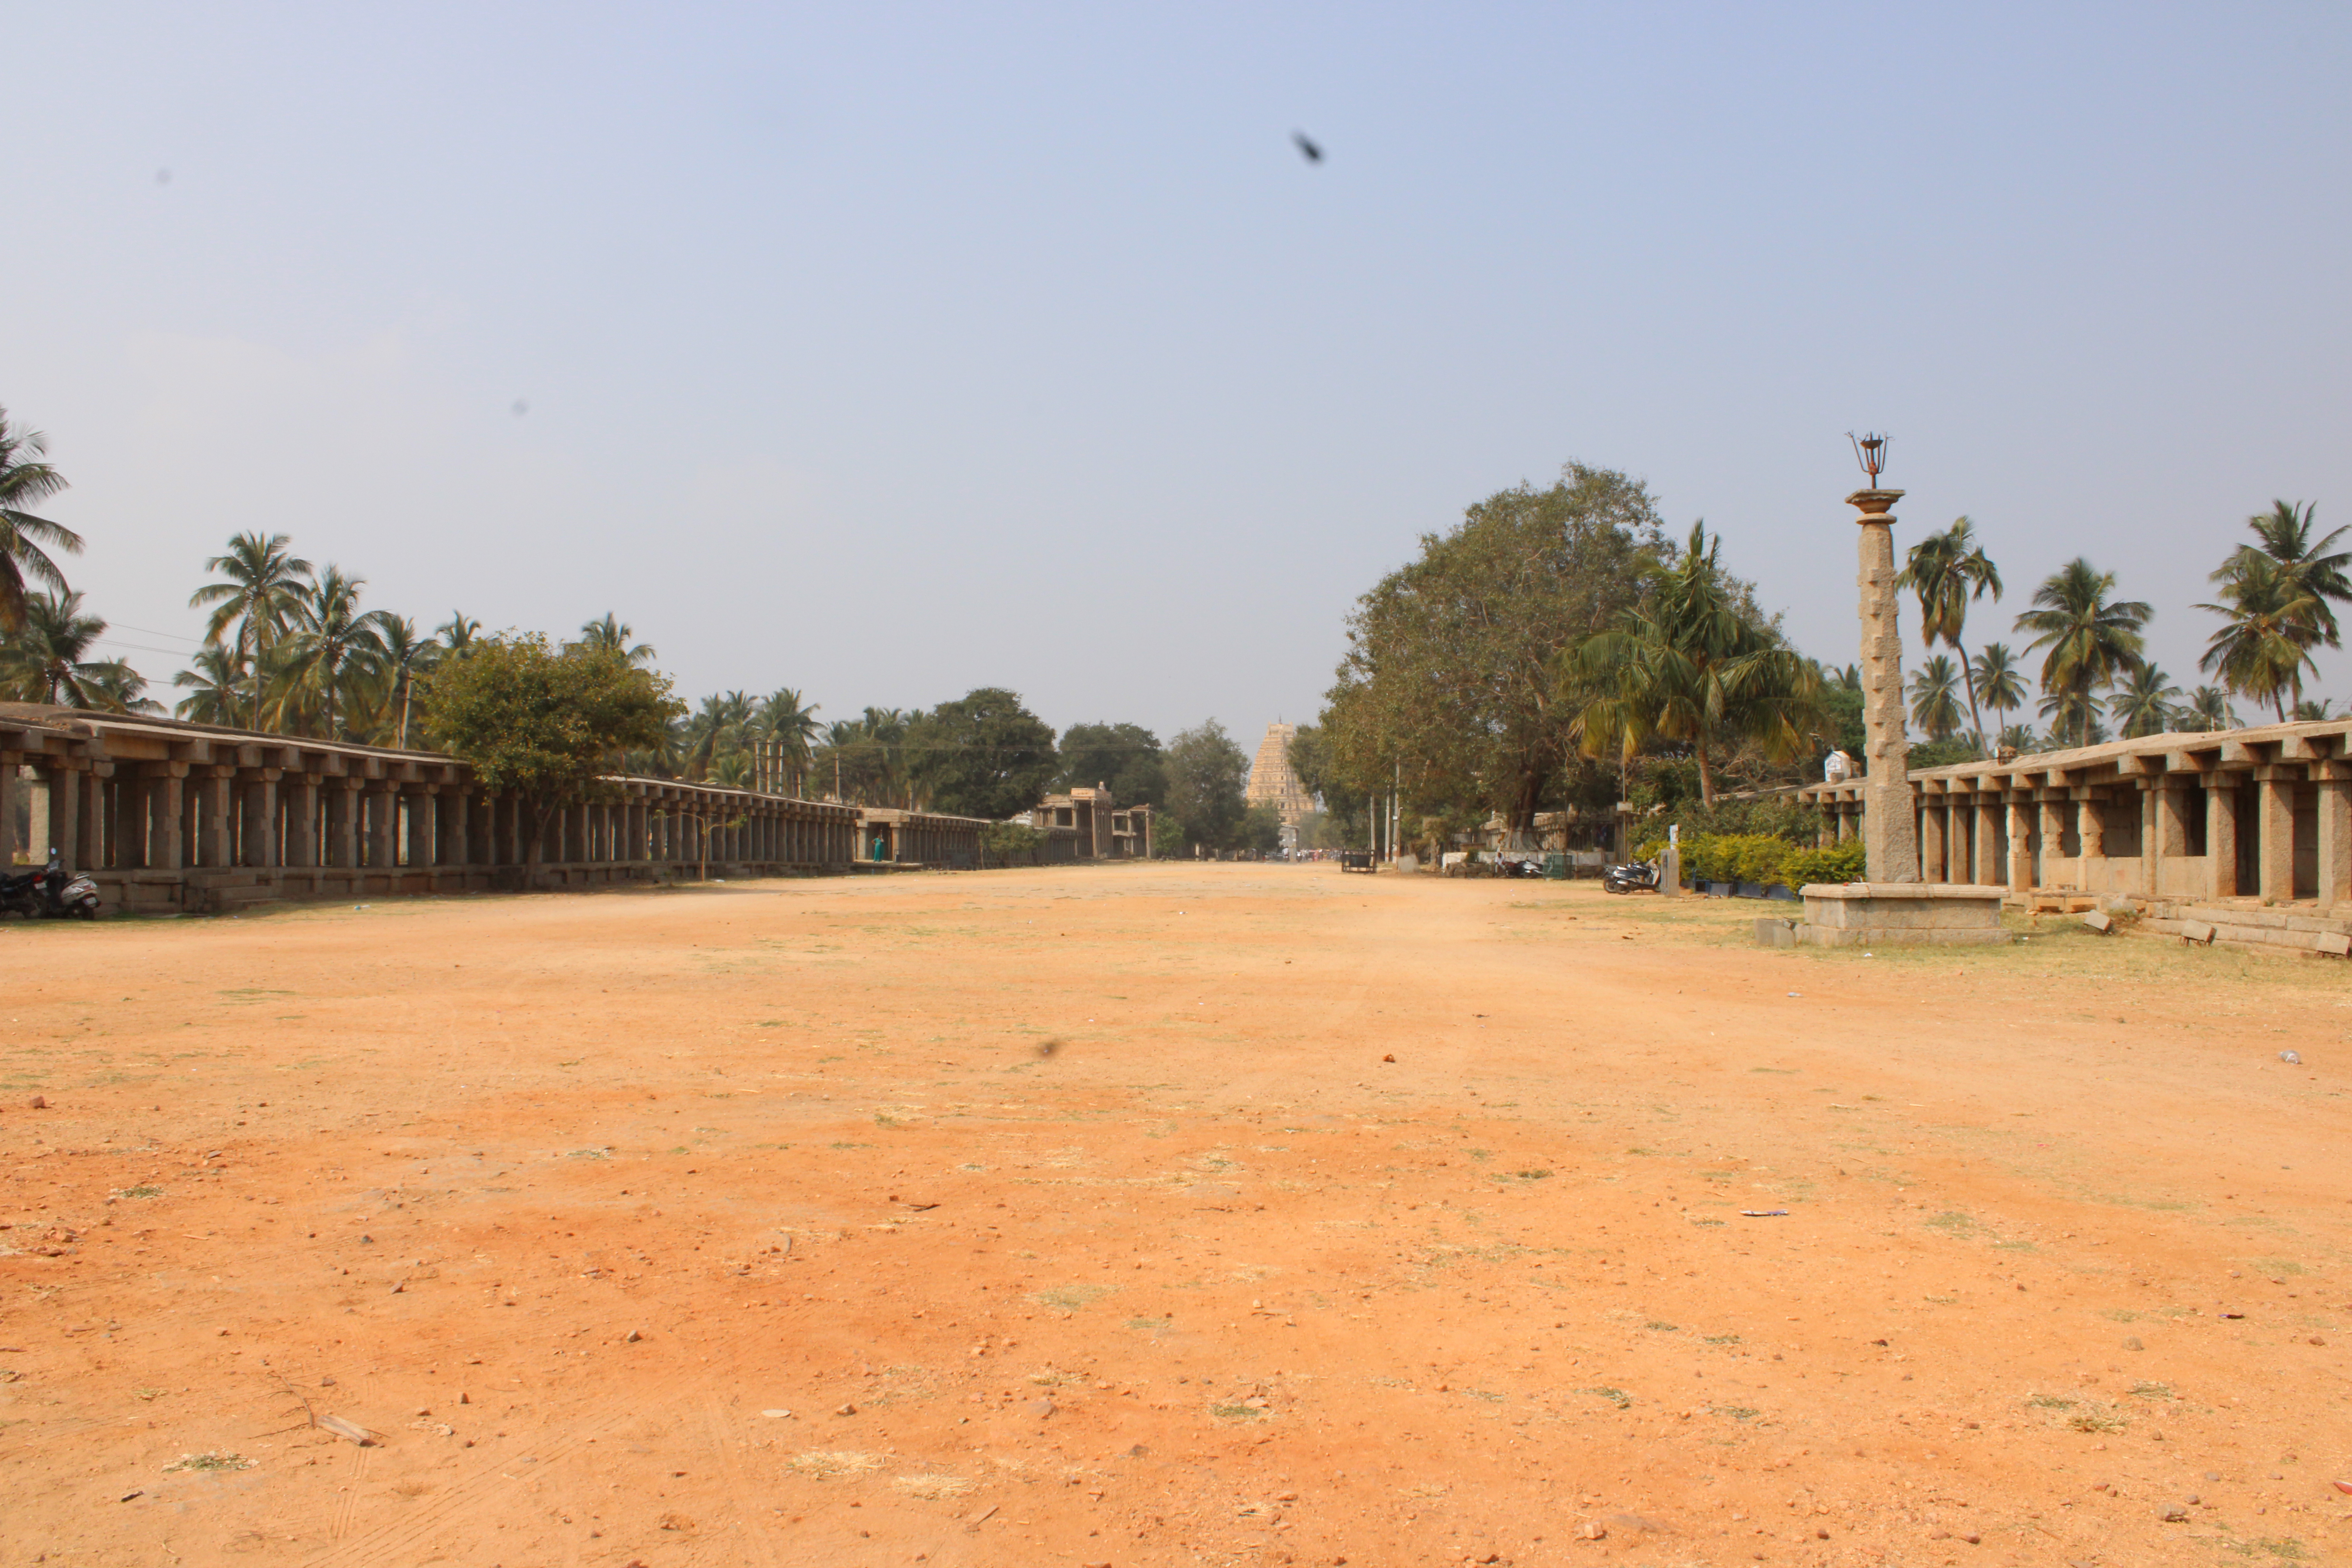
[{"x1": 1292, "y1": 131, "x2": 1323, "y2": 163}]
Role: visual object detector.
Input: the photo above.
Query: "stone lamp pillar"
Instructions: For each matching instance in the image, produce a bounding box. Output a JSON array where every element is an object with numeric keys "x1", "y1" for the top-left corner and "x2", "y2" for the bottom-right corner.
[{"x1": 1849, "y1": 486, "x2": 1920, "y2": 883}]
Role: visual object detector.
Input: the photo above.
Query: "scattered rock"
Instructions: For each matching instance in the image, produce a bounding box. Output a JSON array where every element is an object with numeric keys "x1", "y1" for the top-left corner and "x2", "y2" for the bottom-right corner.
[
  {"x1": 624, "y1": 1328, "x2": 642, "y2": 1343},
  {"x1": 2280, "y1": 1050, "x2": 2302, "y2": 1064},
  {"x1": 1578, "y1": 1521, "x2": 1606, "y2": 1540},
  {"x1": 1381, "y1": 1054, "x2": 1396, "y2": 1063},
  {"x1": 27, "y1": 1096, "x2": 45, "y2": 1110},
  {"x1": 1029, "y1": 1397, "x2": 1056, "y2": 1417},
  {"x1": 2160, "y1": 1505, "x2": 2189, "y2": 1522},
  {"x1": 836, "y1": 1403, "x2": 857, "y2": 1416},
  {"x1": 2122, "y1": 1336, "x2": 2143, "y2": 1351},
  {"x1": 2081, "y1": 910, "x2": 2114, "y2": 934}
]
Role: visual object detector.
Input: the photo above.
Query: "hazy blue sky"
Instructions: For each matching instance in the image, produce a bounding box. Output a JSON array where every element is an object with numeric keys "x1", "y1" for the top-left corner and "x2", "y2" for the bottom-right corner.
[{"x1": 10, "y1": 4, "x2": 2351, "y2": 750}]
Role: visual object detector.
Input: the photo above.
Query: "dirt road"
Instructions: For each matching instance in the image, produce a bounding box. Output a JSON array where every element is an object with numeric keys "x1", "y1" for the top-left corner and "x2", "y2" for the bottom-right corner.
[{"x1": 2, "y1": 863, "x2": 2347, "y2": 1566}]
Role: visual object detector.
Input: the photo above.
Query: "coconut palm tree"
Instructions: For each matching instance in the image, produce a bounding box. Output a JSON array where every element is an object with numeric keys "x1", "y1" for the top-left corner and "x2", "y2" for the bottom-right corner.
[
  {"x1": 1970, "y1": 642, "x2": 2027, "y2": 737},
  {"x1": 0, "y1": 589, "x2": 142, "y2": 709},
  {"x1": 2109, "y1": 662, "x2": 2183, "y2": 739},
  {"x1": 1995, "y1": 721, "x2": 2039, "y2": 754},
  {"x1": 2036, "y1": 688, "x2": 2109, "y2": 749},
  {"x1": 270, "y1": 566, "x2": 392, "y2": 738},
  {"x1": 1899, "y1": 517, "x2": 2003, "y2": 748},
  {"x1": 1906, "y1": 654, "x2": 1965, "y2": 742},
  {"x1": 577, "y1": 613, "x2": 656, "y2": 667},
  {"x1": 2196, "y1": 551, "x2": 2321, "y2": 721},
  {"x1": 2295, "y1": 697, "x2": 2336, "y2": 720},
  {"x1": 189, "y1": 532, "x2": 313, "y2": 728},
  {"x1": 0, "y1": 409, "x2": 83, "y2": 636},
  {"x1": 1568, "y1": 521, "x2": 1821, "y2": 809},
  {"x1": 171, "y1": 645, "x2": 245, "y2": 725},
  {"x1": 2180, "y1": 686, "x2": 2238, "y2": 733},
  {"x1": 436, "y1": 612, "x2": 482, "y2": 655},
  {"x1": 2224, "y1": 500, "x2": 2351, "y2": 647},
  {"x1": 373, "y1": 615, "x2": 439, "y2": 746},
  {"x1": 750, "y1": 687, "x2": 820, "y2": 788},
  {"x1": 2013, "y1": 559, "x2": 2152, "y2": 748}
]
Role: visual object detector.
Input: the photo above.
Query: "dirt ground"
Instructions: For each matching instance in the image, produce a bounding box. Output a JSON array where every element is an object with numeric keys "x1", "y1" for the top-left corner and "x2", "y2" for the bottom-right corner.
[{"x1": 3, "y1": 862, "x2": 2348, "y2": 1568}]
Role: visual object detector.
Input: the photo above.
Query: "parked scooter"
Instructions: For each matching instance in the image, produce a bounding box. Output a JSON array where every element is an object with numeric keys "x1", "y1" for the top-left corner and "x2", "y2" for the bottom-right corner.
[
  {"x1": 1600, "y1": 858, "x2": 1661, "y2": 895},
  {"x1": 5, "y1": 851, "x2": 103, "y2": 920}
]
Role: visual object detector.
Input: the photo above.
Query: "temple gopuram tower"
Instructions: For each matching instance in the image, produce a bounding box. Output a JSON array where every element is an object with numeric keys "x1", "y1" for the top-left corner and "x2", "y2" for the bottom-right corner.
[{"x1": 1246, "y1": 722, "x2": 1312, "y2": 826}]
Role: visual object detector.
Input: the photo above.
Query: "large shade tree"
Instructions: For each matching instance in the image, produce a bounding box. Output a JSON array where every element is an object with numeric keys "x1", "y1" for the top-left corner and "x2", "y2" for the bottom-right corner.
[
  {"x1": 1162, "y1": 720, "x2": 1250, "y2": 851},
  {"x1": 0, "y1": 409, "x2": 82, "y2": 636},
  {"x1": 2013, "y1": 558, "x2": 2151, "y2": 748},
  {"x1": 424, "y1": 633, "x2": 681, "y2": 873},
  {"x1": 1056, "y1": 721, "x2": 1165, "y2": 808},
  {"x1": 906, "y1": 688, "x2": 1060, "y2": 820},
  {"x1": 1323, "y1": 463, "x2": 1665, "y2": 831}
]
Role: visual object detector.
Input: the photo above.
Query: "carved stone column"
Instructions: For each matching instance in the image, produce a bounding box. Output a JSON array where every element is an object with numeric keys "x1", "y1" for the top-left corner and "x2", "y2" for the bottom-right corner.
[
  {"x1": 2208, "y1": 780, "x2": 2240, "y2": 898},
  {"x1": 1847, "y1": 486, "x2": 1918, "y2": 882}
]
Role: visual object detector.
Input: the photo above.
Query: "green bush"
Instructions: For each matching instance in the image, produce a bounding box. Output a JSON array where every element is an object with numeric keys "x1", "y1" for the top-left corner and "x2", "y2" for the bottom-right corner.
[{"x1": 1783, "y1": 840, "x2": 1867, "y2": 886}]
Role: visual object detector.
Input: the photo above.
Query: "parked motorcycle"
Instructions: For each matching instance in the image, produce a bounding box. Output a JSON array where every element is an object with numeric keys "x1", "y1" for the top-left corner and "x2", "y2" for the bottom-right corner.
[
  {"x1": 6, "y1": 851, "x2": 102, "y2": 920},
  {"x1": 0, "y1": 867, "x2": 41, "y2": 918},
  {"x1": 1600, "y1": 858, "x2": 1661, "y2": 895}
]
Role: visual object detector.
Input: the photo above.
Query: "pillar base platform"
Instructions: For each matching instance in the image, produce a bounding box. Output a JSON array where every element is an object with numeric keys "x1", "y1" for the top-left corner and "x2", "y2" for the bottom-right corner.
[{"x1": 1757, "y1": 882, "x2": 2010, "y2": 948}]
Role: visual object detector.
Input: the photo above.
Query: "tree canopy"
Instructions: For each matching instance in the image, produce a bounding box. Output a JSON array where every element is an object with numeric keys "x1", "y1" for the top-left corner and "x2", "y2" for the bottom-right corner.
[
  {"x1": 905, "y1": 687, "x2": 1060, "y2": 820},
  {"x1": 1056, "y1": 721, "x2": 1165, "y2": 808},
  {"x1": 1162, "y1": 720, "x2": 1250, "y2": 851},
  {"x1": 424, "y1": 633, "x2": 682, "y2": 864},
  {"x1": 1322, "y1": 463, "x2": 1666, "y2": 829}
]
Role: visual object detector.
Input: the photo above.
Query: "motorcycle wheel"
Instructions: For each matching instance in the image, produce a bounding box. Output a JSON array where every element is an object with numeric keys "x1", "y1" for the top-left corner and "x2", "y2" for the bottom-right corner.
[
  {"x1": 74, "y1": 902, "x2": 100, "y2": 920},
  {"x1": 1602, "y1": 880, "x2": 1626, "y2": 894}
]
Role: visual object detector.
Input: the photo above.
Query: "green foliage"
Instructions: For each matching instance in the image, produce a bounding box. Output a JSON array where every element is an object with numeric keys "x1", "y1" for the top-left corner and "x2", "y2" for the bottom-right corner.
[
  {"x1": 1634, "y1": 823, "x2": 1859, "y2": 887},
  {"x1": 1236, "y1": 801, "x2": 1285, "y2": 854},
  {"x1": 1906, "y1": 737, "x2": 1985, "y2": 769},
  {"x1": 1322, "y1": 463, "x2": 1664, "y2": 829},
  {"x1": 1163, "y1": 720, "x2": 1250, "y2": 850},
  {"x1": 424, "y1": 633, "x2": 682, "y2": 862},
  {"x1": 1783, "y1": 840, "x2": 1867, "y2": 886},
  {"x1": 1568, "y1": 519, "x2": 1821, "y2": 808},
  {"x1": 906, "y1": 687, "x2": 1059, "y2": 820},
  {"x1": 980, "y1": 820, "x2": 1047, "y2": 866},
  {"x1": 2014, "y1": 557, "x2": 2151, "y2": 748},
  {"x1": 1057, "y1": 721, "x2": 1165, "y2": 807},
  {"x1": 0, "y1": 407, "x2": 82, "y2": 637}
]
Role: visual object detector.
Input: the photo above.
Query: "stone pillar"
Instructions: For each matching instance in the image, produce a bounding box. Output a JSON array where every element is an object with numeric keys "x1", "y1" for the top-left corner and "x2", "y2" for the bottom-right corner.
[
  {"x1": 44, "y1": 763, "x2": 77, "y2": 869},
  {"x1": 327, "y1": 780, "x2": 361, "y2": 868},
  {"x1": 367, "y1": 785, "x2": 397, "y2": 870},
  {"x1": 2208, "y1": 781, "x2": 2239, "y2": 898},
  {"x1": 0, "y1": 755, "x2": 17, "y2": 867},
  {"x1": 283, "y1": 776, "x2": 318, "y2": 869},
  {"x1": 115, "y1": 774, "x2": 149, "y2": 870},
  {"x1": 195, "y1": 769, "x2": 232, "y2": 868},
  {"x1": 1835, "y1": 805, "x2": 1854, "y2": 843},
  {"x1": 149, "y1": 768, "x2": 186, "y2": 871},
  {"x1": 1848, "y1": 486, "x2": 1918, "y2": 882},
  {"x1": 77, "y1": 768, "x2": 106, "y2": 869},
  {"x1": 2038, "y1": 797, "x2": 2065, "y2": 888},
  {"x1": 2007, "y1": 796, "x2": 2035, "y2": 893},
  {"x1": 241, "y1": 772, "x2": 281, "y2": 868},
  {"x1": 402, "y1": 790, "x2": 434, "y2": 869},
  {"x1": 2078, "y1": 793, "x2": 2106, "y2": 892},
  {"x1": 2259, "y1": 772, "x2": 2296, "y2": 902},
  {"x1": 1975, "y1": 799, "x2": 2002, "y2": 885},
  {"x1": 2317, "y1": 768, "x2": 2352, "y2": 911},
  {"x1": 1920, "y1": 801, "x2": 1946, "y2": 883},
  {"x1": 2139, "y1": 780, "x2": 2161, "y2": 898}
]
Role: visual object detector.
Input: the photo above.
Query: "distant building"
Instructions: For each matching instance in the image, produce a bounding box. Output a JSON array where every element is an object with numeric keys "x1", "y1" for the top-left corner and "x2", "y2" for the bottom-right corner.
[
  {"x1": 1012, "y1": 786, "x2": 1153, "y2": 860},
  {"x1": 1246, "y1": 722, "x2": 1312, "y2": 826}
]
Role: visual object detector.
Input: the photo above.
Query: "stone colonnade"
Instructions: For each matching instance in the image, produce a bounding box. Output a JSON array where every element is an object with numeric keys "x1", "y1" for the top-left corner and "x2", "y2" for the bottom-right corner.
[
  {"x1": 0, "y1": 709, "x2": 862, "y2": 913},
  {"x1": 857, "y1": 809, "x2": 986, "y2": 869},
  {"x1": 1797, "y1": 718, "x2": 2352, "y2": 909}
]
